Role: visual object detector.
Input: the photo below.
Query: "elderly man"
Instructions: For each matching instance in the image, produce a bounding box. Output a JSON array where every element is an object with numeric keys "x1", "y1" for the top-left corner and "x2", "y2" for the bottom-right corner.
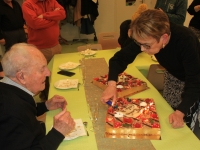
[
  {"x1": 22, "y1": 0, "x2": 66, "y2": 63},
  {"x1": 0, "y1": 43, "x2": 75, "y2": 149}
]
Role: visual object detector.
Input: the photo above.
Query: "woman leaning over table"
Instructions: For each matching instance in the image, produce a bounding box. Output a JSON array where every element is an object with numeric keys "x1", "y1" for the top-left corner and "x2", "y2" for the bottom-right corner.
[
  {"x1": 187, "y1": 0, "x2": 200, "y2": 39},
  {"x1": 101, "y1": 9, "x2": 200, "y2": 131}
]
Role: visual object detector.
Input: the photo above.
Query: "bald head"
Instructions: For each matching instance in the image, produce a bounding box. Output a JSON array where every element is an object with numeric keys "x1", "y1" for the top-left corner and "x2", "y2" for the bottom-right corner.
[
  {"x1": 2, "y1": 43, "x2": 50, "y2": 94},
  {"x1": 2, "y1": 43, "x2": 47, "y2": 77}
]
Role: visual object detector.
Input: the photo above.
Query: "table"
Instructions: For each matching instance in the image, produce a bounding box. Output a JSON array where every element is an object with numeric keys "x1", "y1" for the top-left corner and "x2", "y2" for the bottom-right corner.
[{"x1": 46, "y1": 49, "x2": 200, "y2": 150}]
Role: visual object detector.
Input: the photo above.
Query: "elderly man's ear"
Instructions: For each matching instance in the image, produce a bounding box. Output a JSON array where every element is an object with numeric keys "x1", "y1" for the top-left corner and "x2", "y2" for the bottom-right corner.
[{"x1": 16, "y1": 71, "x2": 26, "y2": 84}]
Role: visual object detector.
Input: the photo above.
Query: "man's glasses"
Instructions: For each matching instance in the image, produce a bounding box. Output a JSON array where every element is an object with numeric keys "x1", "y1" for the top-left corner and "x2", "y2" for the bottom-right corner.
[{"x1": 133, "y1": 39, "x2": 151, "y2": 49}]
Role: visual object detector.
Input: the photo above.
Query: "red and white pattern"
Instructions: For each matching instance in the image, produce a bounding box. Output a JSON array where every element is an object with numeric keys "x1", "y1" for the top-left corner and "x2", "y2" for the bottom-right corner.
[
  {"x1": 93, "y1": 72, "x2": 148, "y2": 97},
  {"x1": 105, "y1": 97, "x2": 161, "y2": 140}
]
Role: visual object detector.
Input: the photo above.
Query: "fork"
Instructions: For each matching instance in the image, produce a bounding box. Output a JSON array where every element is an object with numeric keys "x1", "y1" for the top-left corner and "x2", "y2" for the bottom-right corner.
[{"x1": 77, "y1": 83, "x2": 80, "y2": 91}]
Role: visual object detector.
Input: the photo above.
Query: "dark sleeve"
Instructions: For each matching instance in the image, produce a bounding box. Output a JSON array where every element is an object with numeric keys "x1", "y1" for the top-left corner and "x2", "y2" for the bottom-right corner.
[
  {"x1": 0, "y1": 116, "x2": 64, "y2": 150},
  {"x1": 36, "y1": 102, "x2": 48, "y2": 116},
  {"x1": 0, "y1": 62, "x2": 3, "y2": 72},
  {"x1": 177, "y1": 33, "x2": 200, "y2": 114},
  {"x1": 118, "y1": 20, "x2": 132, "y2": 48},
  {"x1": 187, "y1": 0, "x2": 199, "y2": 15},
  {"x1": 108, "y1": 41, "x2": 141, "y2": 82},
  {"x1": 0, "y1": 10, "x2": 4, "y2": 40},
  {"x1": 38, "y1": 128, "x2": 65, "y2": 150},
  {"x1": 167, "y1": 0, "x2": 187, "y2": 25}
]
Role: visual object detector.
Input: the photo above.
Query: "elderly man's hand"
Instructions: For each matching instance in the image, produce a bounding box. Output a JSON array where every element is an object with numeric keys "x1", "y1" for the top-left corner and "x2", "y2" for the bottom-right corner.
[
  {"x1": 0, "y1": 39, "x2": 5, "y2": 45},
  {"x1": 45, "y1": 95, "x2": 67, "y2": 110},
  {"x1": 53, "y1": 108, "x2": 75, "y2": 136},
  {"x1": 37, "y1": 14, "x2": 43, "y2": 19},
  {"x1": 54, "y1": 8, "x2": 60, "y2": 11},
  {"x1": 169, "y1": 110, "x2": 185, "y2": 128}
]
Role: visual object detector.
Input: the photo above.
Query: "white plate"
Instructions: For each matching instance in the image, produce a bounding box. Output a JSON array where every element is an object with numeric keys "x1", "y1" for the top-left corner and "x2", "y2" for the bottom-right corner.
[
  {"x1": 59, "y1": 62, "x2": 80, "y2": 70},
  {"x1": 54, "y1": 79, "x2": 79, "y2": 89},
  {"x1": 151, "y1": 55, "x2": 157, "y2": 62},
  {"x1": 64, "y1": 119, "x2": 87, "y2": 140},
  {"x1": 80, "y1": 49, "x2": 96, "y2": 56}
]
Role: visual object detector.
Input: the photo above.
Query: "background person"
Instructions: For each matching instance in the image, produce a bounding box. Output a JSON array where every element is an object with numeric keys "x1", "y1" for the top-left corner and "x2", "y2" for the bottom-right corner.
[
  {"x1": 0, "y1": 43, "x2": 75, "y2": 149},
  {"x1": 101, "y1": 9, "x2": 200, "y2": 132},
  {"x1": 118, "y1": 3, "x2": 148, "y2": 48},
  {"x1": 22, "y1": 0, "x2": 66, "y2": 63},
  {"x1": 187, "y1": 0, "x2": 200, "y2": 39},
  {"x1": 155, "y1": 0, "x2": 187, "y2": 25},
  {"x1": 0, "y1": 0, "x2": 27, "y2": 51}
]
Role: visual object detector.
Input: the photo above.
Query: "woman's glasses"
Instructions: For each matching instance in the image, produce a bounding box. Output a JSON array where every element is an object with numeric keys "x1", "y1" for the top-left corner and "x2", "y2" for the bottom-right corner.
[{"x1": 133, "y1": 39, "x2": 151, "y2": 49}]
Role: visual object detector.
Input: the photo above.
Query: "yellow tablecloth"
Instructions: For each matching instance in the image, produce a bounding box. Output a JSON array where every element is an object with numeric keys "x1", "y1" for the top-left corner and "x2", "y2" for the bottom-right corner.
[{"x1": 46, "y1": 49, "x2": 200, "y2": 150}]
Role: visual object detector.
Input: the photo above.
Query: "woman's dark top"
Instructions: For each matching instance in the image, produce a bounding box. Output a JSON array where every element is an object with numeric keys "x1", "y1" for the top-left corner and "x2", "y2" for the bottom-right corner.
[
  {"x1": 187, "y1": 0, "x2": 200, "y2": 30},
  {"x1": 118, "y1": 20, "x2": 133, "y2": 48},
  {"x1": 108, "y1": 22, "x2": 200, "y2": 115}
]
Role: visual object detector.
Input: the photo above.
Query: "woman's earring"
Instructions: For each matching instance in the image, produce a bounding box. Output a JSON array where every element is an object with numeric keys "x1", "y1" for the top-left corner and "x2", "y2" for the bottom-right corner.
[{"x1": 162, "y1": 44, "x2": 165, "y2": 49}]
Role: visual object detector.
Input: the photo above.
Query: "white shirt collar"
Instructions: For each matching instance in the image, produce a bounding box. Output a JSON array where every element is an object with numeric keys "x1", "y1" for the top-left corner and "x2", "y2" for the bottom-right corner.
[{"x1": 0, "y1": 76, "x2": 34, "y2": 96}]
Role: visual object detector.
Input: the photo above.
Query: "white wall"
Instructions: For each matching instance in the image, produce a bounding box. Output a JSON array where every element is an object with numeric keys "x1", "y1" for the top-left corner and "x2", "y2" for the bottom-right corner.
[{"x1": 62, "y1": 0, "x2": 155, "y2": 41}]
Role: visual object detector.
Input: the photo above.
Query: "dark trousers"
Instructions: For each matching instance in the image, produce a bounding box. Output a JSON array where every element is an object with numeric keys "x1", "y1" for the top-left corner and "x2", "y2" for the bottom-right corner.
[{"x1": 2, "y1": 28, "x2": 27, "y2": 51}]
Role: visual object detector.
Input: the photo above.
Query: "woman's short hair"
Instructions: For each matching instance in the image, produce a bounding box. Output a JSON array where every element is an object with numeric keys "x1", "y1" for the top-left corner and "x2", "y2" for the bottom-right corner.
[
  {"x1": 130, "y1": 9, "x2": 170, "y2": 42},
  {"x1": 1, "y1": 43, "x2": 37, "y2": 77}
]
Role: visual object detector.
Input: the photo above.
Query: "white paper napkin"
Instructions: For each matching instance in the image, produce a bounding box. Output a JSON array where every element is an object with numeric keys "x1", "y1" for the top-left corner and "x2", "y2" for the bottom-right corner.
[{"x1": 64, "y1": 119, "x2": 87, "y2": 140}]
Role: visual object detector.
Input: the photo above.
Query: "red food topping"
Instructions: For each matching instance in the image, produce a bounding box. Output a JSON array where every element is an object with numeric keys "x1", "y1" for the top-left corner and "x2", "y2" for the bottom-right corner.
[
  {"x1": 145, "y1": 98, "x2": 153, "y2": 103},
  {"x1": 106, "y1": 117, "x2": 114, "y2": 122},
  {"x1": 123, "y1": 117, "x2": 133, "y2": 124},
  {"x1": 152, "y1": 123, "x2": 160, "y2": 128},
  {"x1": 150, "y1": 113, "x2": 159, "y2": 119},
  {"x1": 133, "y1": 123, "x2": 142, "y2": 128},
  {"x1": 93, "y1": 77, "x2": 99, "y2": 81},
  {"x1": 132, "y1": 99, "x2": 139, "y2": 104},
  {"x1": 107, "y1": 107, "x2": 114, "y2": 113},
  {"x1": 117, "y1": 89, "x2": 122, "y2": 92},
  {"x1": 113, "y1": 121, "x2": 122, "y2": 128}
]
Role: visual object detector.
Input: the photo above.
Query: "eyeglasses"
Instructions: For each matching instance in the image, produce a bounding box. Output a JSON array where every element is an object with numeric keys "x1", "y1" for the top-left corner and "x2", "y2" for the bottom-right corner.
[{"x1": 133, "y1": 39, "x2": 151, "y2": 49}]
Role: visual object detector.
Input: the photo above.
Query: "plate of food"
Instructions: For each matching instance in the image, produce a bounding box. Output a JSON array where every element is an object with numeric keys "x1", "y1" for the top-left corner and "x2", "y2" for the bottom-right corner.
[
  {"x1": 64, "y1": 119, "x2": 87, "y2": 140},
  {"x1": 80, "y1": 49, "x2": 96, "y2": 56},
  {"x1": 59, "y1": 62, "x2": 80, "y2": 70},
  {"x1": 54, "y1": 79, "x2": 79, "y2": 89}
]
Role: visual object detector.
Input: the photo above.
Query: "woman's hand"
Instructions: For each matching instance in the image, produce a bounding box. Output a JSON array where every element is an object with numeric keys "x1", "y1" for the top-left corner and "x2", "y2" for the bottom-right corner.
[
  {"x1": 101, "y1": 81, "x2": 117, "y2": 105},
  {"x1": 169, "y1": 110, "x2": 185, "y2": 128}
]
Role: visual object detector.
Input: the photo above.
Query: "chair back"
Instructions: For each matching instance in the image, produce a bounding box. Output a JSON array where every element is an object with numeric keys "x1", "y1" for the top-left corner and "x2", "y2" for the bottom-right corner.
[
  {"x1": 97, "y1": 32, "x2": 119, "y2": 50},
  {"x1": 0, "y1": 45, "x2": 5, "y2": 57},
  {"x1": 77, "y1": 44, "x2": 102, "y2": 52},
  {"x1": 146, "y1": 64, "x2": 165, "y2": 91}
]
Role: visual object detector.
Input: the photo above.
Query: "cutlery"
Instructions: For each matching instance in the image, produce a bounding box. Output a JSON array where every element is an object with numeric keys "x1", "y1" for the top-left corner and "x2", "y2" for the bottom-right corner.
[
  {"x1": 83, "y1": 121, "x2": 89, "y2": 136},
  {"x1": 78, "y1": 83, "x2": 80, "y2": 91}
]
